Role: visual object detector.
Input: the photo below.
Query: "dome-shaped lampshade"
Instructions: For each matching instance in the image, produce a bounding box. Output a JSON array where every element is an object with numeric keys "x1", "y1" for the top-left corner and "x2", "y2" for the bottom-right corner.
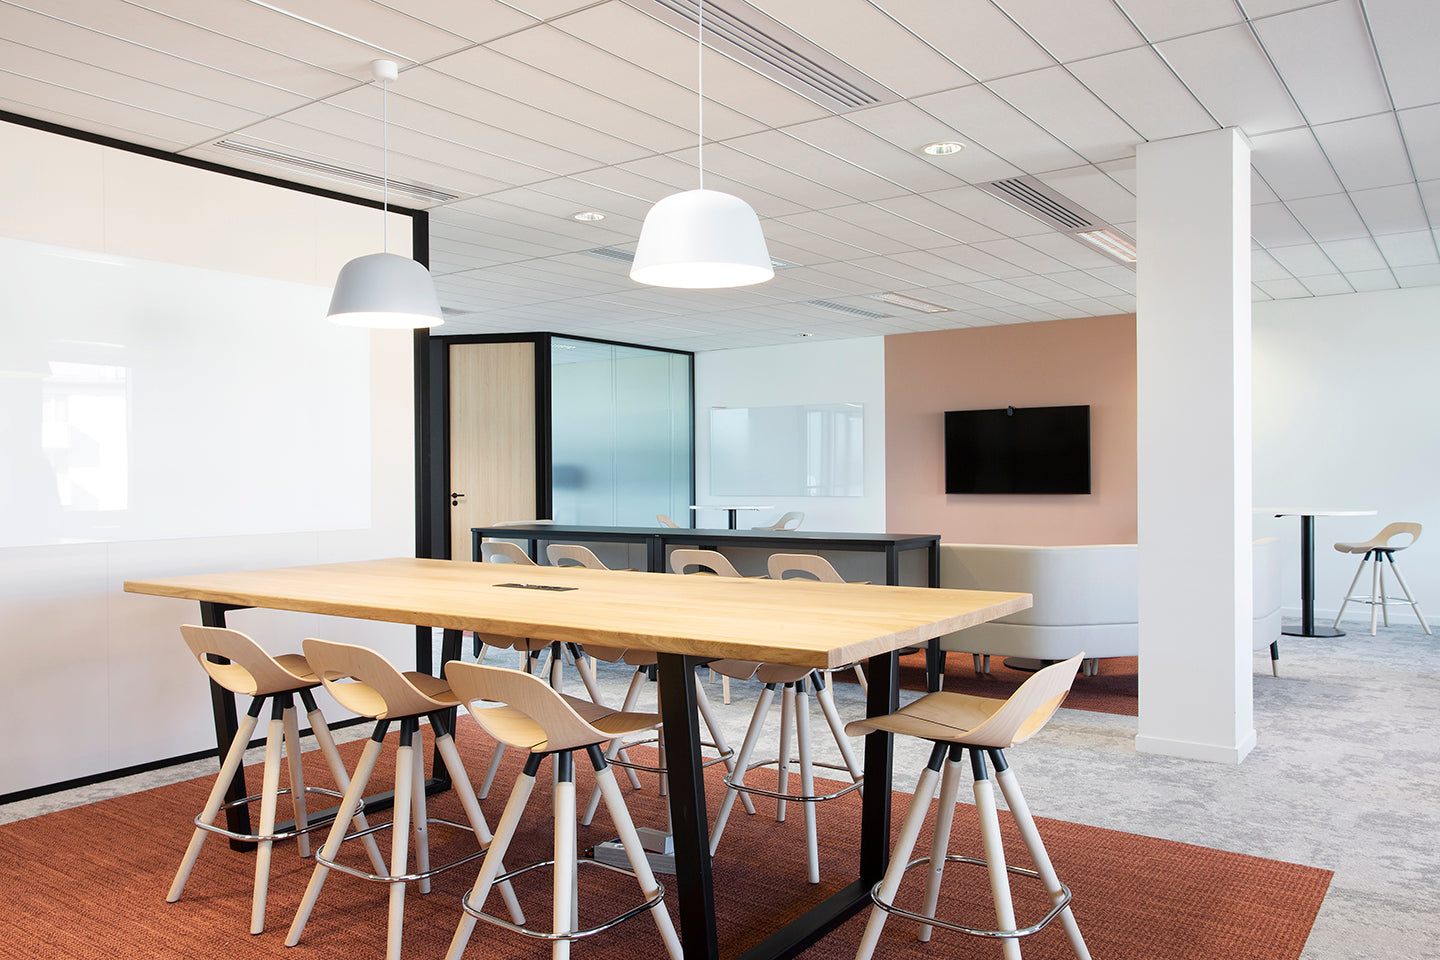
[
  {"x1": 630, "y1": 188, "x2": 774, "y2": 289},
  {"x1": 327, "y1": 252, "x2": 444, "y2": 328}
]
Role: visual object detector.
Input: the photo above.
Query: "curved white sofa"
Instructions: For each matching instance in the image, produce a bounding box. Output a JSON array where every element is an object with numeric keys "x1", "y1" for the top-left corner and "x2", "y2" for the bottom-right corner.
[{"x1": 938, "y1": 540, "x2": 1285, "y2": 675}]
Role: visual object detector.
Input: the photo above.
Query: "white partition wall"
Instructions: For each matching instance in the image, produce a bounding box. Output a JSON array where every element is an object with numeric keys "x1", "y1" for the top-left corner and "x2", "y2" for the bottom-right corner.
[
  {"x1": 1135, "y1": 128, "x2": 1255, "y2": 763},
  {"x1": 0, "y1": 120, "x2": 417, "y2": 796}
]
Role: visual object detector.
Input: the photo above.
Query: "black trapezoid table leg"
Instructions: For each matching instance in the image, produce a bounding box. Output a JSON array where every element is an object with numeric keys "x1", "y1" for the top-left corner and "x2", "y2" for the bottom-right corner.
[{"x1": 199, "y1": 601, "x2": 256, "y2": 851}]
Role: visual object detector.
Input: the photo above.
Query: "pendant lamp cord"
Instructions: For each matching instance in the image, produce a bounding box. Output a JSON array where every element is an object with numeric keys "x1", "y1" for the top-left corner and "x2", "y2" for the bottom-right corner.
[
  {"x1": 381, "y1": 71, "x2": 390, "y2": 253},
  {"x1": 697, "y1": 0, "x2": 704, "y2": 190}
]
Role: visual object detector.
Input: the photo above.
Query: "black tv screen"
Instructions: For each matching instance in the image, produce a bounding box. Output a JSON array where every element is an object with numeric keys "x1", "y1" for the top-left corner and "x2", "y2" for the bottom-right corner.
[{"x1": 945, "y1": 405, "x2": 1091, "y2": 495}]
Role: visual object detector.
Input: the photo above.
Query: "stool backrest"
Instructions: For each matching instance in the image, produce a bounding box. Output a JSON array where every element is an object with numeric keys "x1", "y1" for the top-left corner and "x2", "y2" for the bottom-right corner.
[
  {"x1": 546, "y1": 543, "x2": 608, "y2": 569},
  {"x1": 482, "y1": 540, "x2": 537, "y2": 565},
  {"x1": 656, "y1": 514, "x2": 679, "y2": 528},
  {"x1": 959, "y1": 653, "x2": 1085, "y2": 748},
  {"x1": 446, "y1": 660, "x2": 613, "y2": 753},
  {"x1": 670, "y1": 548, "x2": 742, "y2": 578},
  {"x1": 757, "y1": 511, "x2": 804, "y2": 531},
  {"x1": 181, "y1": 624, "x2": 307, "y2": 697},
  {"x1": 1376, "y1": 521, "x2": 1422, "y2": 549},
  {"x1": 767, "y1": 553, "x2": 844, "y2": 583},
  {"x1": 302, "y1": 637, "x2": 444, "y2": 720}
]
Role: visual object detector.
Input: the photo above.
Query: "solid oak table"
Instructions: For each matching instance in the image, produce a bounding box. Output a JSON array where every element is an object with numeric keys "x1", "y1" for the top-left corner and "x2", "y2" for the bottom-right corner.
[
  {"x1": 1260, "y1": 509, "x2": 1377, "y2": 638},
  {"x1": 125, "y1": 557, "x2": 1029, "y2": 960}
]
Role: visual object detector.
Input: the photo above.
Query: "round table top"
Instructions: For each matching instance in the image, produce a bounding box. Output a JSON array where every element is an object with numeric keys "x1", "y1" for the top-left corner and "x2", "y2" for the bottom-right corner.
[
  {"x1": 1254, "y1": 508, "x2": 1377, "y2": 517},
  {"x1": 689, "y1": 505, "x2": 775, "y2": 511}
]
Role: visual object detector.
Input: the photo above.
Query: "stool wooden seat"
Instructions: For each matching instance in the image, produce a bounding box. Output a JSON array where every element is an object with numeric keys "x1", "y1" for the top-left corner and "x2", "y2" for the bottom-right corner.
[
  {"x1": 1333, "y1": 522, "x2": 1431, "y2": 636},
  {"x1": 848, "y1": 654, "x2": 1090, "y2": 960},
  {"x1": 285, "y1": 639, "x2": 524, "y2": 960},
  {"x1": 168, "y1": 625, "x2": 386, "y2": 934},
  {"x1": 443, "y1": 662, "x2": 683, "y2": 960}
]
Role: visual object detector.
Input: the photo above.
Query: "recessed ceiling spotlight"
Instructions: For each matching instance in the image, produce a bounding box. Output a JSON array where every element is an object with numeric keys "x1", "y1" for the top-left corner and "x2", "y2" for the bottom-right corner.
[
  {"x1": 921, "y1": 141, "x2": 965, "y2": 156},
  {"x1": 798, "y1": 332, "x2": 813, "y2": 337},
  {"x1": 572, "y1": 211, "x2": 606, "y2": 222}
]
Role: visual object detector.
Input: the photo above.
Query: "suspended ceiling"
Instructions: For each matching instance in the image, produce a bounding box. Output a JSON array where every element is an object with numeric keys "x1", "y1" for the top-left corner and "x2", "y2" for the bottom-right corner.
[{"x1": 2, "y1": 0, "x2": 1436, "y2": 351}]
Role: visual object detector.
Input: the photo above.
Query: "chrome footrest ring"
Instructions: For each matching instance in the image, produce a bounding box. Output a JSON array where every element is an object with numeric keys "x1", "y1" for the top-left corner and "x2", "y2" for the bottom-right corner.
[
  {"x1": 461, "y1": 858, "x2": 664, "y2": 941},
  {"x1": 722, "y1": 759, "x2": 862, "y2": 803},
  {"x1": 315, "y1": 817, "x2": 488, "y2": 883},
  {"x1": 195, "y1": 785, "x2": 354, "y2": 842},
  {"x1": 871, "y1": 855, "x2": 1073, "y2": 940},
  {"x1": 609, "y1": 736, "x2": 733, "y2": 773}
]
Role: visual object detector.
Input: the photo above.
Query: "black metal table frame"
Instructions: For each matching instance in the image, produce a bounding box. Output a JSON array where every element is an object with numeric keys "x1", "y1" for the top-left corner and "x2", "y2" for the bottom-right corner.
[{"x1": 1278, "y1": 513, "x2": 1346, "y2": 639}]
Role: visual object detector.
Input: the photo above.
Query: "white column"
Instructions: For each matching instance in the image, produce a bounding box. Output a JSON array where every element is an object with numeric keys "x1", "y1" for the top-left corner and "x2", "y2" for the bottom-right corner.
[{"x1": 1135, "y1": 127, "x2": 1254, "y2": 763}]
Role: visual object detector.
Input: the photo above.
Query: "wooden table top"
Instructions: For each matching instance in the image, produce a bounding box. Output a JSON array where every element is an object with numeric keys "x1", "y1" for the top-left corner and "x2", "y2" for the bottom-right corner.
[{"x1": 125, "y1": 557, "x2": 1030, "y2": 670}]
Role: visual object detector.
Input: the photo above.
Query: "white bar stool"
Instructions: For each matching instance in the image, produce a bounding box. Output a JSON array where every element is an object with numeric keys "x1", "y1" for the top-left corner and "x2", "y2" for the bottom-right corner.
[
  {"x1": 168, "y1": 624, "x2": 386, "y2": 934},
  {"x1": 849, "y1": 654, "x2": 1091, "y2": 960},
  {"x1": 1333, "y1": 522, "x2": 1431, "y2": 636}
]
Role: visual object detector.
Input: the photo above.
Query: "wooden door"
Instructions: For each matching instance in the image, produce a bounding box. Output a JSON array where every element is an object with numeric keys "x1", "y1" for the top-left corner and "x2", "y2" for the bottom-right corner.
[{"x1": 448, "y1": 342, "x2": 537, "y2": 559}]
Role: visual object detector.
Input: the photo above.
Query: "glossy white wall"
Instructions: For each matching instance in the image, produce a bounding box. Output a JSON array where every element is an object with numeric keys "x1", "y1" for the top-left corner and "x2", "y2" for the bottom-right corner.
[{"x1": 0, "y1": 120, "x2": 416, "y2": 795}]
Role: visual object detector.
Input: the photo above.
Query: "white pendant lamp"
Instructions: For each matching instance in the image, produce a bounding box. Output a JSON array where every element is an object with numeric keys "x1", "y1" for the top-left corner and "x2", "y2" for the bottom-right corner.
[
  {"x1": 328, "y1": 59, "x2": 443, "y2": 329},
  {"x1": 630, "y1": 0, "x2": 772, "y2": 289}
]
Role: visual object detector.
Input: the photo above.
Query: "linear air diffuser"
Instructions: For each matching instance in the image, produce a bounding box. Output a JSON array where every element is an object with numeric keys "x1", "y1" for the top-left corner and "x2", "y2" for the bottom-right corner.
[{"x1": 212, "y1": 139, "x2": 459, "y2": 204}]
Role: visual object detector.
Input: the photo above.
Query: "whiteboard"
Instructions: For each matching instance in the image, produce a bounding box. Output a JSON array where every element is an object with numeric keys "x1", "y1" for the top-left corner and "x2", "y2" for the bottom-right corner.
[
  {"x1": 0, "y1": 236, "x2": 371, "y2": 547},
  {"x1": 709, "y1": 403, "x2": 864, "y2": 497}
]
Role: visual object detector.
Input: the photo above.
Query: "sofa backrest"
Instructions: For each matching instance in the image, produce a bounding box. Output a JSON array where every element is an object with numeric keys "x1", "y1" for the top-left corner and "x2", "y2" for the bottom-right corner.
[{"x1": 939, "y1": 543, "x2": 1139, "y2": 627}]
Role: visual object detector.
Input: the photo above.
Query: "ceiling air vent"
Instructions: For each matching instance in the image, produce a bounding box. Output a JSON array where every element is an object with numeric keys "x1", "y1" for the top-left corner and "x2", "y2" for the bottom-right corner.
[
  {"x1": 212, "y1": 139, "x2": 459, "y2": 204},
  {"x1": 806, "y1": 299, "x2": 891, "y2": 320},
  {"x1": 979, "y1": 175, "x2": 1137, "y2": 267},
  {"x1": 583, "y1": 246, "x2": 637, "y2": 264},
  {"x1": 640, "y1": 0, "x2": 895, "y2": 112}
]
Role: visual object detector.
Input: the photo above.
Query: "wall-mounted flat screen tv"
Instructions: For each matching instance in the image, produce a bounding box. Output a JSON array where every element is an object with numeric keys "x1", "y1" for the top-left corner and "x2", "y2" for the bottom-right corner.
[{"x1": 944, "y1": 405, "x2": 1091, "y2": 495}]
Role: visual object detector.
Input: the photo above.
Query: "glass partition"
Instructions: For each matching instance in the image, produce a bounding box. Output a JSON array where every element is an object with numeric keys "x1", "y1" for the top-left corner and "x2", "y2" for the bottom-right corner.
[{"x1": 550, "y1": 338, "x2": 692, "y2": 527}]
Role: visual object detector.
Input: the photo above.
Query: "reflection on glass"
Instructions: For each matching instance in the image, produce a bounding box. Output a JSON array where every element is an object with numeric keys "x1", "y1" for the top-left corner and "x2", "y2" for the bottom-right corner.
[
  {"x1": 550, "y1": 338, "x2": 693, "y2": 527},
  {"x1": 710, "y1": 403, "x2": 864, "y2": 497},
  {"x1": 42, "y1": 361, "x2": 129, "y2": 512}
]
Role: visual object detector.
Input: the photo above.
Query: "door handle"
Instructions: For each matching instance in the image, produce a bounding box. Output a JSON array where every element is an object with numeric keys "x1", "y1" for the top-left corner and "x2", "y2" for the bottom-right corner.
[{"x1": 450, "y1": 492, "x2": 466, "y2": 506}]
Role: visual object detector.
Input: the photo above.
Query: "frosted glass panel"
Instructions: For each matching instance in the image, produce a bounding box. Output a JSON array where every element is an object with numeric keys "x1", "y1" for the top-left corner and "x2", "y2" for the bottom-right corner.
[
  {"x1": 550, "y1": 339, "x2": 691, "y2": 526},
  {"x1": 0, "y1": 236, "x2": 370, "y2": 547},
  {"x1": 710, "y1": 403, "x2": 864, "y2": 497}
]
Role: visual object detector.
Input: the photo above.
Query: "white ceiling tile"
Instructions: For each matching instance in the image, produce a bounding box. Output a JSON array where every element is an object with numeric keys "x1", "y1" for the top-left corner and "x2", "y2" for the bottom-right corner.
[
  {"x1": 1248, "y1": 127, "x2": 1345, "y2": 200},
  {"x1": 888, "y1": 250, "x2": 992, "y2": 285},
  {"x1": 1255, "y1": 276, "x2": 1312, "y2": 298},
  {"x1": 868, "y1": 0, "x2": 1054, "y2": 81},
  {"x1": 782, "y1": 117, "x2": 961, "y2": 194},
  {"x1": 1345, "y1": 268, "x2": 1400, "y2": 291},
  {"x1": 1398, "y1": 103, "x2": 1440, "y2": 181},
  {"x1": 1300, "y1": 273, "x2": 1355, "y2": 296},
  {"x1": 1251, "y1": 168, "x2": 1280, "y2": 204},
  {"x1": 1038, "y1": 166, "x2": 1137, "y2": 225},
  {"x1": 872, "y1": 194, "x2": 1006, "y2": 244},
  {"x1": 744, "y1": 219, "x2": 876, "y2": 262},
  {"x1": 969, "y1": 238, "x2": 1073, "y2": 274},
  {"x1": 234, "y1": 0, "x2": 474, "y2": 58},
  {"x1": 1251, "y1": 201, "x2": 1313, "y2": 246},
  {"x1": 914, "y1": 85, "x2": 1085, "y2": 173},
  {"x1": 1312, "y1": 113, "x2": 1415, "y2": 192},
  {"x1": 1238, "y1": 0, "x2": 1322, "y2": 14},
  {"x1": 1088, "y1": 265, "x2": 1137, "y2": 292},
  {"x1": 986, "y1": 66, "x2": 1141, "y2": 163},
  {"x1": 805, "y1": 204, "x2": 943, "y2": 253},
  {"x1": 927, "y1": 244, "x2": 1033, "y2": 279},
  {"x1": 1114, "y1": 0, "x2": 1245, "y2": 42},
  {"x1": 1423, "y1": 179, "x2": 1440, "y2": 222},
  {"x1": 1155, "y1": 24, "x2": 1305, "y2": 135},
  {"x1": 967, "y1": 278, "x2": 1050, "y2": 303},
  {"x1": 846, "y1": 255, "x2": 952, "y2": 288},
  {"x1": 374, "y1": 0, "x2": 539, "y2": 42},
  {"x1": 1267, "y1": 242, "x2": 1339, "y2": 276},
  {"x1": 746, "y1": 0, "x2": 971, "y2": 98},
  {"x1": 922, "y1": 186, "x2": 1052, "y2": 236},
  {"x1": 1251, "y1": 283, "x2": 1274, "y2": 301},
  {"x1": 1047, "y1": 269, "x2": 1129, "y2": 296},
  {"x1": 1286, "y1": 193, "x2": 1370, "y2": 241},
  {"x1": 1251, "y1": 0, "x2": 1391, "y2": 124},
  {"x1": 721, "y1": 131, "x2": 908, "y2": 203},
  {"x1": 1393, "y1": 263, "x2": 1440, "y2": 286},
  {"x1": 992, "y1": 0, "x2": 1146, "y2": 62},
  {"x1": 0, "y1": 94, "x2": 190, "y2": 152},
  {"x1": 1363, "y1": 0, "x2": 1440, "y2": 110},
  {"x1": 0, "y1": 68, "x2": 227, "y2": 146},
  {"x1": 1350, "y1": 182, "x2": 1431, "y2": 234},
  {"x1": 1067, "y1": 45, "x2": 1217, "y2": 141},
  {"x1": 1251, "y1": 248, "x2": 1293, "y2": 281},
  {"x1": 1375, "y1": 230, "x2": 1439, "y2": 267},
  {"x1": 1319, "y1": 237, "x2": 1389, "y2": 271},
  {"x1": 698, "y1": 143, "x2": 857, "y2": 211},
  {"x1": 1097, "y1": 156, "x2": 1137, "y2": 193},
  {"x1": 1020, "y1": 232, "x2": 1128, "y2": 269}
]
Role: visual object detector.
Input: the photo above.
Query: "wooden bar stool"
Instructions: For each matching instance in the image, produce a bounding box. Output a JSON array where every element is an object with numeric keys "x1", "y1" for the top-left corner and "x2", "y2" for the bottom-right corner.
[
  {"x1": 1333, "y1": 522, "x2": 1432, "y2": 636},
  {"x1": 285, "y1": 639, "x2": 524, "y2": 960},
  {"x1": 168, "y1": 624, "x2": 386, "y2": 934},
  {"x1": 849, "y1": 654, "x2": 1090, "y2": 960},
  {"x1": 443, "y1": 661, "x2": 683, "y2": 960}
]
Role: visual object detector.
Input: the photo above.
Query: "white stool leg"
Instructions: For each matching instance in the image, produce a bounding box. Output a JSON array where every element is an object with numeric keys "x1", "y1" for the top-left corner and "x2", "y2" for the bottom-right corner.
[
  {"x1": 918, "y1": 750, "x2": 964, "y2": 942},
  {"x1": 572, "y1": 645, "x2": 607, "y2": 706},
  {"x1": 695, "y1": 674, "x2": 754, "y2": 815},
  {"x1": 592, "y1": 748, "x2": 683, "y2": 960},
  {"x1": 711, "y1": 684, "x2": 775, "y2": 854},
  {"x1": 432, "y1": 721, "x2": 525, "y2": 924},
  {"x1": 973, "y1": 654, "x2": 983, "y2": 676},
  {"x1": 1386, "y1": 555, "x2": 1431, "y2": 634},
  {"x1": 776, "y1": 685, "x2": 794, "y2": 822},
  {"x1": 973, "y1": 756, "x2": 1022, "y2": 960},
  {"x1": 287, "y1": 731, "x2": 387, "y2": 947},
  {"x1": 795, "y1": 681, "x2": 819, "y2": 884},
  {"x1": 251, "y1": 701, "x2": 285, "y2": 934},
  {"x1": 386, "y1": 726, "x2": 416, "y2": 960},
  {"x1": 553, "y1": 753, "x2": 576, "y2": 960},
  {"x1": 994, "y1": 758, "x2": 1091, "y2": 960},
  {"x1": 303, "y1": 698, "x2": 387, "y2": 875},
  {"x1": 445, "y1": 758, "x2": 535, "y2": 960},
  {"x1": 410, "y1": 731, "x2": 431, "y2": 895},
  {"x1": 282, "y1": 698, "x2": 310, "y2": 859},
  {"x1": 854, "y1": 746, "x2": 946, "y2": 960},
  {"x1": 479, "y1": 742, "x2": 506, "y2": 800},
  {"x1": 814, "y1": 676, "x2": 863, "y2": 784},
  {"x1": 1370, "y1": 554, "x2": 1381, "y2": 635},
  {"x1": 1335, "y1": 554, "x2": 1368, "y2": 627},
  {"x1": 168, "y1": 706, "x2": 261, "y2": 903}
]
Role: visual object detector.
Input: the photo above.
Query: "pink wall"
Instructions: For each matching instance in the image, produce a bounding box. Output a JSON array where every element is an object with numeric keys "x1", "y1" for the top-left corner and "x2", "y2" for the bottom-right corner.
[{"x1": 885, "y1": 314, "x2": 1137, "y2": 545}]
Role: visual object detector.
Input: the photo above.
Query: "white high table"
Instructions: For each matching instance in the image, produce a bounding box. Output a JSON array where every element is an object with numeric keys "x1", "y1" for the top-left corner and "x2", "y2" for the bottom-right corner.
[
  {"x1": 1261, "y1": 509, "x2": 1376, "y2": 638},
  {"x1": 689, "y1": 504, "x2": 774, "y2": 530}
]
